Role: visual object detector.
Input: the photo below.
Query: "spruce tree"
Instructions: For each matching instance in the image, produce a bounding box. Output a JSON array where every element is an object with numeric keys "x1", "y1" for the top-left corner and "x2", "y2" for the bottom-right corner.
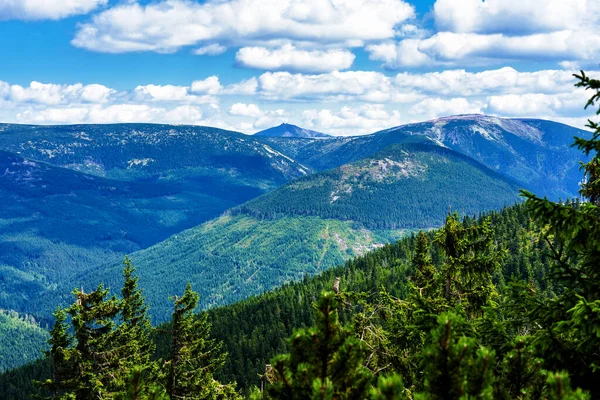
[
  {"x1": 411, "y1": 231, "x2": 437, "y2": 297},
  {"x1": 37, "y1": 307, "x2": 75, "y2": 399},
  {"x1": 67, "y1": 284, "x2": 120, "y2": 399},
  {"x1": 434, "y1": 214, "x2": 502, "y2": 317},
  {"x1": 266, "y1": 291, "x2": 372, "y2": 400},
  {"x1": 166, "y1": 283, "x2": 233, "y2": 399},
  {"x1": 116, "y1": 257, "x2": 158, "y2": 395}
]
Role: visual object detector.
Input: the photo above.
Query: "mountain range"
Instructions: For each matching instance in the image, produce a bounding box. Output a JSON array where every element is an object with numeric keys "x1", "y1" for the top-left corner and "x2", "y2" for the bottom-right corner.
[{"x1": 0, "y1": 115, "x2": 590, "y2": 369}]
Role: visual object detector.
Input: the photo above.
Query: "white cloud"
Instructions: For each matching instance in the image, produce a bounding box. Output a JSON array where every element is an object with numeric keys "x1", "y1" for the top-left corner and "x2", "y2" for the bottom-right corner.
[
  {"x1": 0, "y1": 0, "x2": 106, "y2": 20},
  {"x1": 71, "y1": 0, "x2": 414, "y2": 53},
  {"x1": 487, "y1": 91, "x2": 589, "y2": 116},
  {"x1": 5, "y1": 81, "x2": 115, "y2": 105},
  {"x1": 134, "y1": 84, "x2": 216, "y2": 104},
  {"x1": 191, "y1": 76, "x2": 222, "y2": 95},
  {"x1": 409, "y1": 98, "x2": 485, "y2": 120},
  {"x1": 393, "y1": 68, "x2": 578, "y2": 97},
  {"x1": 257, "y1": 70, "x2": 393, "y2": 102},
  {"x1": 193, "y1": 44, "x2": 227, "y2": 56},
  {"x1": 433, "y1": 0, "x2": 589, "y2": 34},
  {"x1": 222, "y1": 78, "x2": 258, "y2": 96},
  {"x1": 302, "y1": 104, "x2": 403, "y2": 136},
  {"x1": 235, "y1": 44, "x2": 355, "y2": 72},
  {"x1": 368, "y1": 30, "x2": 600, "y2": 68},
  {"x1": 229, "y1": 103, "x2": 263, "y2": 118},
  {"x1": 366, "y1": 0, "x2": 600, "y2": 69}
]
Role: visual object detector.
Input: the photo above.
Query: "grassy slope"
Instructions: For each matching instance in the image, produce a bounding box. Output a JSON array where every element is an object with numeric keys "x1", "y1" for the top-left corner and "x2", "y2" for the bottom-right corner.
[{"x1": 70, "y1": 214, "x2": 405, "y2": 323}]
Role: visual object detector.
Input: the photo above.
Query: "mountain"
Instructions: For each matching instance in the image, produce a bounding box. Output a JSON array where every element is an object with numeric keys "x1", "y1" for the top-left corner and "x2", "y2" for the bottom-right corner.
[
  {"x1": 61, "y1": 142, "x2": 521, "y2": 323},
  {"x1": 237, "y1": 143, "x2": 522, "y2": 229},
  {"x1": 0, "y1": 150, "x2": 247, "y2": 313},
  {"x1": 255, "y1": 123, "x2": 331, "y2": 138},
  {"x1": 0, "y1": 123, "x2": 310, "y2": 181},
  {"x1": 0, "y1": 124, "x2": 312, "y2": 321},
  {"x1": 263, "y1": 115, "x2": 590, "y2": 199}
]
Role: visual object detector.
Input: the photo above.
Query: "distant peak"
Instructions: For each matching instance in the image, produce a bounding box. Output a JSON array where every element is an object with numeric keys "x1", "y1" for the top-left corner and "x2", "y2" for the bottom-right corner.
[{"x1": 255, "y1": 123, "x2": 331, "y2": 138}]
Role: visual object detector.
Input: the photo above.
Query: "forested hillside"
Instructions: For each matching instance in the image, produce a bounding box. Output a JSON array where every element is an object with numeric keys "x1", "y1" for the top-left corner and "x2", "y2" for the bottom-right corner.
[
  {"x1": 238, "y1": 143, "x2": 521, "y2": 228},
  {"x1": 0, "y1": 311, "x2": 48, "y2": 373},
  {"x1": 58, "y1": 215, "x2": 405, "y2": 323},
  {"x1": 54, "y1": 141, "x2": 522, "y2": 324},
  {"x1": 0, "y1": 201, "x2": 573, "y2": 399}
]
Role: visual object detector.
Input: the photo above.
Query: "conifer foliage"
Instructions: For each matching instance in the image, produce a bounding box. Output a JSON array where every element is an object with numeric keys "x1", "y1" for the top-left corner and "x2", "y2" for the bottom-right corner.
[{"x1": 38, "y1": 263, "x2": 236, "y2": 399}]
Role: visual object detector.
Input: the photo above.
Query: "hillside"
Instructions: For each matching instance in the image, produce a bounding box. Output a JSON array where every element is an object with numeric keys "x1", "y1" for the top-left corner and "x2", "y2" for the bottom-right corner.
[
  {"x1": 61, "y1": 142, "x2": 522, "y2": 324},
  {"x1": 0, "y1": 150, "x2": 249, "y2": 314},
  {"x1": 237, "y1": 143, "x2": 522, "y2": 228},
  {"x1": 0, "y1": 124, "x2": 313, "y2": 322},
  {"x1": 0, "y1": 123, "x2": 310, "y2": 182},
  {"x1": 61, "y1": 215, "x2": 404, "y2": 323},
  {"x1": 255, "y1": 123, "x2": 330, "y2": 138},
  {"x1": 0, "y1": 311, "x2": 48, "y2": 373},
  {"x1": 0, "y1": 202, "x2": 552, "y2": 397},
  {"x1": 263, "y1": 115, "x2": 589, "y2": 199}
]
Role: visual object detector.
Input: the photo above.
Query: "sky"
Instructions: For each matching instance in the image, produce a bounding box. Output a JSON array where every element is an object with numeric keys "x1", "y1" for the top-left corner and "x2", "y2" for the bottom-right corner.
[{"x1": 0, "y1": 0, "x2": 599, "y2": 136}]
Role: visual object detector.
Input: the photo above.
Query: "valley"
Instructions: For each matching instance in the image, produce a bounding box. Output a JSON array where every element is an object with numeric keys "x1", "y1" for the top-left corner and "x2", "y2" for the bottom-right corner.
[{"x1": 0, "y1": 115, "x2": 590, "y2": 374}]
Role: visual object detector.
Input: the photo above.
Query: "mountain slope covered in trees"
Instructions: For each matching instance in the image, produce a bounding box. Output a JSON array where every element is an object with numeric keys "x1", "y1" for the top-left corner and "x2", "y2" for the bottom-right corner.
[
  {"x1": 238, "y1": 143, "x2": 521, "y2": 228},
  {"x1": 0, "y1": 311, "x2": 48, "y2": 373},
  {"x1": 53, "y1": 141, "x2": 523, "y2": 324}
]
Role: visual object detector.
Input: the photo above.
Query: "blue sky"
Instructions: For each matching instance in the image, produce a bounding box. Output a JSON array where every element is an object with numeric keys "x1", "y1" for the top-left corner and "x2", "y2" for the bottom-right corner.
[{"x1": 0, "y1": 0, "x2": 598, "y2": 135}]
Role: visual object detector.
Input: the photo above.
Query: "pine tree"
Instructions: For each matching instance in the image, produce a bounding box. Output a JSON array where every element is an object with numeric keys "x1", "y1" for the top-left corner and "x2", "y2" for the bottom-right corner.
[
  {"x1": 67, "y1": 284, "x2": 120, "y2": 399},
  {"x1": 411, "y1": 231, "x2": 437, "y2": 297},
  {"x1": 36, "y1": 307, "x2": 75, "y2": 399},
  {"x1": 266, "y1": 291, "x2": 373, "y2": 400},
  {"x1": 166, "y1": 283, "x2": 233, "y2": 399},
  {"x1": 116, "y1": 257, "x2": 159, "y2": 395}
]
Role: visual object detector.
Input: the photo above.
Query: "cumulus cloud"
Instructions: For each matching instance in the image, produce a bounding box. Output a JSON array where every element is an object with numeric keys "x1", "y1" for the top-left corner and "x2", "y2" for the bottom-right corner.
[
  {"x1": 366, "y1": 0, "x2": 600, "y2": 68},
  {"x1": 4, "y1": 81, "x2": 115, "y2": 105},
  {"x1": 229, "y1": 103, "x2": 263, "y2": 118},
  {"x1": 302, "y1": 104, "x2": 403, "y2": 136},
  {"x1": 235, "y1": 44, "x2": 355, "y2": 72},
  {"x1": 71, "y1": 0, "x2": 414, "y2": 53},
  {"x1": 257, "y1": 70, "x2": 393, "y2": 102},
  {"x1": 433, "y1": 0, "x2": 589, "y2": 34},
  {"x1": 134, "y1": 84, "x2": 216, "y2": 104},
  {"x1": 191, "y1": 76, "x2": 222, "y2": 95},
  {"x1": 192, "y1": 44, "x2": 227, "y2": 56},
  {"x1": 1, "y1": 65, "x2": 596, "y2": 134},
  {"x1": 0, "y1": 0, "x2": 106, "y2": 20}
]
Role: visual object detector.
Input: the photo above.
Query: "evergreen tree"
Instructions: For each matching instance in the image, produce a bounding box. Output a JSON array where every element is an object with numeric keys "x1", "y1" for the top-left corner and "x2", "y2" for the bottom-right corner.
[
  {"x1": 266, "y1": 292, "x2": 373, "y2": 400},
  {"x1": 116, "y1": 257, "x2": 159, "y2": 395},
  {"x1": 411, "y1": 231, "x2": 437, "y2": 297},
  {"x1": 417, "y1": 312, "x2": 493, "y2": 400},
  {"x1": 434, "y1": 214, "x2": 502, "y2": 317},
  {"x1": 166, "y1": 283, "x2": 233, "y2": 400},
  {"x1": 67, "y1": 284, "x2": 120, "y2": 399},
  {"x1": 37, "y1": 307, "x2": 75, "y2": 399}
]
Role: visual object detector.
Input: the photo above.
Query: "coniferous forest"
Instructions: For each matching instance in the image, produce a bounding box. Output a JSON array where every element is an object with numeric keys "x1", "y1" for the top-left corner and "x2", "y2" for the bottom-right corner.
[{"x1": 1, "y1": 72, "x2": 599, "y2": 399}]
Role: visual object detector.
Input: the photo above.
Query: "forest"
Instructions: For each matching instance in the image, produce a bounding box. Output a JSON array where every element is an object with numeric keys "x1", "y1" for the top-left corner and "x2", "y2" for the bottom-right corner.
[{"x1": 0, "y1": 71, "x2": 599, "y2": 399}]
